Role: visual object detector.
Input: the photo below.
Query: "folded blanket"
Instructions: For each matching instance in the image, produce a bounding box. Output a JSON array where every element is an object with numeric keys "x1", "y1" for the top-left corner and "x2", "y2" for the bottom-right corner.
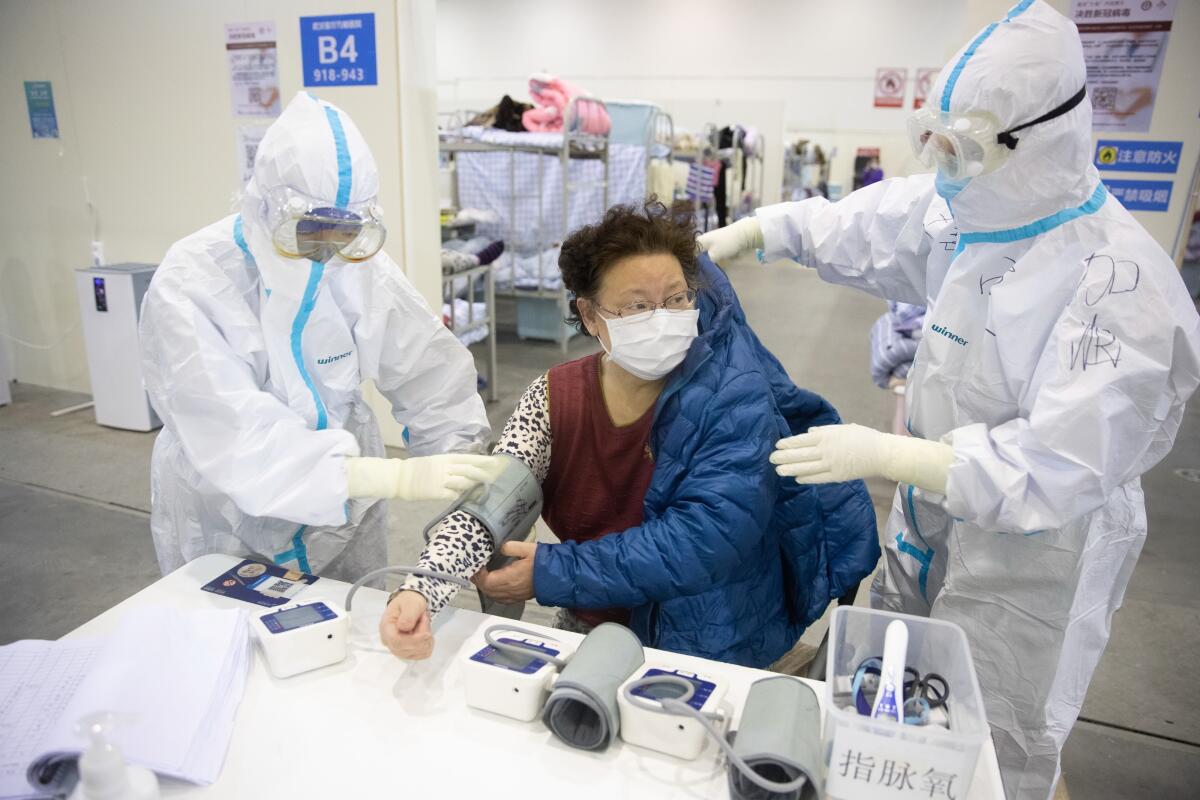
[{"x1": 521, "y1": 73, "x2": 611, "y2": 135}]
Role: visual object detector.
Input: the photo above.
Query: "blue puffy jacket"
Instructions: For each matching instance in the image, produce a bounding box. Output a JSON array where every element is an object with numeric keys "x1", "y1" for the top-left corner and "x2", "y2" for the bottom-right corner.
[{"x1": 533, "y1": 256, "x2": 880, "y2": 667}]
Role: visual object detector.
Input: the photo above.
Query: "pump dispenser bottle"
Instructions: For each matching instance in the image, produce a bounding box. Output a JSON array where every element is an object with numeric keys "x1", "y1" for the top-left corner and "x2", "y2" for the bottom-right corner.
[{"x1": 68, "y1": 713, "x2": 159, "y2": 800}]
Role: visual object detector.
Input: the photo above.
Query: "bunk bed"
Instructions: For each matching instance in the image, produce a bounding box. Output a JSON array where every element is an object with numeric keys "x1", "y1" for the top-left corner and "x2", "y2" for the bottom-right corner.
[{"x1": 439, "y1": 97, "x2": 653, "y2": 353}]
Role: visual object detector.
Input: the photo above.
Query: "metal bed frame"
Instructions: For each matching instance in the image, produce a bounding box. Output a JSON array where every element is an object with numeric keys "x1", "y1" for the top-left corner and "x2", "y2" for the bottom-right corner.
[
  {"x1": 440, "y1": 260, "x2": 498, "y2": 403},
  {"x1": 439, "y1": 97, "x2": 611, "y2": 354}
]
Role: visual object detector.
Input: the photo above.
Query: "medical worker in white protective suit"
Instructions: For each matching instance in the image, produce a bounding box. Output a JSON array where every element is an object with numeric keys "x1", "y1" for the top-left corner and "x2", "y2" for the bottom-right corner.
[
  {"x1": 700, "y1": 2, "x2": 1200, "y2": 798},
  {"x1": 140, "y1": 93, "x2": 499, "y2": 582}
]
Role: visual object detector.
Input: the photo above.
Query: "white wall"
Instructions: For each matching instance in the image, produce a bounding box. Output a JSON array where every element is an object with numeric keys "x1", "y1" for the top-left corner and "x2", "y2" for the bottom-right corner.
[
  {"x1": 436, "y1": 0, "x2": 970, "y2": 197},
  {"x1": 0, "y1": 0, "x2": 440, "y2": 402}
]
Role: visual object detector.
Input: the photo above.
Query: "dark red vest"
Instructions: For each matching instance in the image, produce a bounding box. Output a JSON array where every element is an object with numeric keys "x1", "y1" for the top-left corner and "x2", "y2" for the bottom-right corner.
[{"x1": 540, "y1": 354, "x2": 656, "y2": 627}]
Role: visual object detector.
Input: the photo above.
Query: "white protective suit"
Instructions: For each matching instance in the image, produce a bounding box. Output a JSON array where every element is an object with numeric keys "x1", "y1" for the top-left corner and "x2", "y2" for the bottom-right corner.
[
  {"x1": 755, "y1": 3, "x2": 1200, "y2": 798},
  {"x1": 140, "y1": 93, "x2": 491, "y2": 581}
]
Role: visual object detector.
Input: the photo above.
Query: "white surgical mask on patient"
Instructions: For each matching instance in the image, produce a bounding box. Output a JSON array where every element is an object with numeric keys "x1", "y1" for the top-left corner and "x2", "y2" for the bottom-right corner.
[{"x1": 600, "y1": 308, "x2": 699, "y2": 381}]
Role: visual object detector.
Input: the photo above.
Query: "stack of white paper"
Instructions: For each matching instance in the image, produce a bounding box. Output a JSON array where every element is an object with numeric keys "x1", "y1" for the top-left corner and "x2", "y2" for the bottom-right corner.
[{"x1": 0, "y1": 606, "x2": 250, "y2": 799}]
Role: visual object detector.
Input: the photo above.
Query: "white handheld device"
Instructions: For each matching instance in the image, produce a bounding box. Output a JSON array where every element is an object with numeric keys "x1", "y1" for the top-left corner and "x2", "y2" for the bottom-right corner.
[
  {"x1": 871, "y1": 619, "x2": 909, "y2": 723},
  {"x1": 618, "y1": 666, "x2": 727, "y2": 760},
  {"x1": 253, "y1": 599, "x2": 349, "y2": 678}
]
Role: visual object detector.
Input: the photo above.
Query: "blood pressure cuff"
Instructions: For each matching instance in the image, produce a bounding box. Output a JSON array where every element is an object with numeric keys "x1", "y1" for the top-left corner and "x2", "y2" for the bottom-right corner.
[
  {"x1": 424, "y1": 453, "x2": 542, "y2": 570},
  {"x1": 542, "y1": 623, "x2": 644, "y2": 751},
  {"x1": 727, "y1": 677, "x2": 822, "y2": 800}
]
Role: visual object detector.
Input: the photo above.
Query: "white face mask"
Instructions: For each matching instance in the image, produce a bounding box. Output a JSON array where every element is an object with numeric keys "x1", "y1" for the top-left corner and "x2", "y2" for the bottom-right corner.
[{"x1": 600, "y1": 308, "x2": 699, "y2": 381}]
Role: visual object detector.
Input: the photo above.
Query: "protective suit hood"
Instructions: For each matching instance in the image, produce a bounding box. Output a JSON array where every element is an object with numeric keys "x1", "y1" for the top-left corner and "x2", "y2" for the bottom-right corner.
[
  {"x1": 930, "y1": 0, "x2": 1097, "y2": 231},
  {"x1": 240, "y1": 92, "x2": 380, "y2": 296}
]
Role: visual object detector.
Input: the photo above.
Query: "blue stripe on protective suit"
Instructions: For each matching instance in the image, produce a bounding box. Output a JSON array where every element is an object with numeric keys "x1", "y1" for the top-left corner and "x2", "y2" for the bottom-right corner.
[
  {"x1": 897, "y1": 485, "x2": 935, "y2": 600},
  {"x1": 233, "y1": 215, "x2": 270, "y2": 297},
  {"x1": 290, "y1": 260, "x2": 330, "y2": 432},
  {"x1": 895, "y1": 532, "x2": 933, "y2": 601},
  {"x1": 956, "y1": 183, "x2": 1107, "y2": 251},
  {"x1": 272, "y1": 101, "x2": 356, "y2": 571},
  {"x1": 940, "y1": 0, "x2": 1036, "y2": 111},
  {"x1": 283, "y1": 103, "x2": 354, "y2": 434},
  {"x1": 235, "y1": 215, "x2": 321, "y2": 568},
  {"x1": 323, "y1": 106, "x2": 353, "y2": 209},
  {"x1": 274, "y1": 526, "x2": 312, "y2": 573},
  {"x1": 233, "y1": 216, "x2": 252, "y2": 260}
]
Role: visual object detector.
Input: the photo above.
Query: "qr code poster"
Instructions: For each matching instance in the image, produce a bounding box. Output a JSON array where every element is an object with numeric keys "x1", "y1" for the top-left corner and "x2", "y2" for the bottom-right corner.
[
  {"x1": 226, "y1": 21, "x2": 281, "y2": 118},
  {"x1": 235, "y1": 125, "x2": 268, "y2": 186},
  {"x1": 875, "y1": 68, "x2": 908, "y2": 109},
  {"x1": 1071, "y1": 0, "x2": 1177, "y2": 132}
]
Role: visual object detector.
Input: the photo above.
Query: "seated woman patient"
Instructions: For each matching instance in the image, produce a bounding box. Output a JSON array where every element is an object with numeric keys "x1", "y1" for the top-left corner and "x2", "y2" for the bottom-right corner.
[{"x1": 380, "y1": 200, "x2": 878, "y2": 668}]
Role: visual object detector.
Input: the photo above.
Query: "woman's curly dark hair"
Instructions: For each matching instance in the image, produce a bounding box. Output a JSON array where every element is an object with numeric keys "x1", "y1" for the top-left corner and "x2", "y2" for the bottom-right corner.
[{"x1": 559, "y1": 197, "x2": 700, "y2": 333}]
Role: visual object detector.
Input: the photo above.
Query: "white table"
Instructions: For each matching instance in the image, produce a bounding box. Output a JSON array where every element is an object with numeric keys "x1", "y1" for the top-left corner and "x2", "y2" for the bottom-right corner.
[{"x1": 66, "y1": 554, "x2": 1005, "y2": 798}]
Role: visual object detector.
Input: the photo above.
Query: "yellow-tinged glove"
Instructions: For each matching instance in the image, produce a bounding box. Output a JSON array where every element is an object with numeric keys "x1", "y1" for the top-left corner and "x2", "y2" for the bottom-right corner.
[
  {"x1": 770, "y1": 424, "x2": 954, "y2": 494},
  {"x1": 697, "y1": 218, "x2": 763, "y2": 264},
  {"x1": 345, "y1": 454, "x2": 506, "y2": 501}
]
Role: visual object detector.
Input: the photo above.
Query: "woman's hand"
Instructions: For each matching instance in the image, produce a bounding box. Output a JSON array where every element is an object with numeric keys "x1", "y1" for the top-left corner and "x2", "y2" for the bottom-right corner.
[
  {"x1": 472, "y1": 541, "x2": 537, "y2": 603},
  {"x1": 379, "y1": 590, "x2": 434, "y2": 660}
]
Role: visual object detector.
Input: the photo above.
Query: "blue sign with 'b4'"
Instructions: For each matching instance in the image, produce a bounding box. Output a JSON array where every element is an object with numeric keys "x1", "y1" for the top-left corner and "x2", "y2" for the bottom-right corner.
[{"x1": 300, "y1": 13, "x2": 377, "y2": 87}]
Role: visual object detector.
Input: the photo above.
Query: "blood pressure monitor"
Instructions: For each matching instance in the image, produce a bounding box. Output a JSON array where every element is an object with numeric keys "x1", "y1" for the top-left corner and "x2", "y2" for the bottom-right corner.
[
  {"x1": 618, "y1": 666, "x2": 727, "y2": 760},
  {"x1": 463, "y1": 632, "x2": 577, "y2": 721},
  {"x1": 253, "y1": 600, "x2": 349, "y2": 678}
]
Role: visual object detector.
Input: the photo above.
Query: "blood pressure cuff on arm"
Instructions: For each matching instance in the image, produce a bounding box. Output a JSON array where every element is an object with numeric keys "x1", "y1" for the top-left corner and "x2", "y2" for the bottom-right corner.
[
  {"x1": 727, "y1": 676, "x2": 823, "y2": 800},
  {"x1": 424, "y1": 453, "x2": 543, "y2": 570},
  {"x1": 542, "y1": 623, "x2": 644, "y2": 751}
]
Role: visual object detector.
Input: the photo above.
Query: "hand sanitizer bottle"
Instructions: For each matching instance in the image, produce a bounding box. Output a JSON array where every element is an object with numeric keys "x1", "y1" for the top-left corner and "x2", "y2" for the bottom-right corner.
[{"x1": 68, "y1": 713, "x2": 159, "y2": 800}]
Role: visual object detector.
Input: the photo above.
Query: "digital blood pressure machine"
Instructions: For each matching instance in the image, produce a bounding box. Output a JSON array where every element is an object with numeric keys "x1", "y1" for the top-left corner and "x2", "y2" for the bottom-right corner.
[
  {"x1": 253, "y1": 600, "x2": 349, "y2": 678},
  {"x1": 464, "y1": 628, "x2": 577, "y2": 721},
  {"x1": 618, "y1": 665, "x2": 728, "y2": 760},
  {"x1": 463, "y1": 622, "x2": 643, "y2": 752}
]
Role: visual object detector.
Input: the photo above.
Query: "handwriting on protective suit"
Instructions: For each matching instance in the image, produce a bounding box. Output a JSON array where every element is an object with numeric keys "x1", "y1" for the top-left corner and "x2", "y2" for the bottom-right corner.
[
  {"x1": 1071, "y1": 253, "x2": 1139, "y2": 371},
  {"x1": 1070, "y1": 314, "x2": 1121, "y2": 370}
]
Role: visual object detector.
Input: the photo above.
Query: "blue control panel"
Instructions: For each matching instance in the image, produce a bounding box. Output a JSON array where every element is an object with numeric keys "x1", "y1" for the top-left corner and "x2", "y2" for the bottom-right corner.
[
  {"x1": 470, "y1": 638, "x2": 560, "y2": 674},
  {"x1": 630, "y1": 668, "x2": 715, "y2": 711},
  {"x1": 261, "y1": 601, "x2": 337, "y2": 635}
]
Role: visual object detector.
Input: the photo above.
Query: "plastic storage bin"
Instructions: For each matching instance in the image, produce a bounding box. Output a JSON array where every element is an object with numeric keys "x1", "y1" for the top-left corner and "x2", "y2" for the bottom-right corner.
[
  {"x1": 823, "y1": 606, "x2": 988, "y2": 800},
  {"x1": 515, "y1": 294, "x2": 576, "y2": 343}
]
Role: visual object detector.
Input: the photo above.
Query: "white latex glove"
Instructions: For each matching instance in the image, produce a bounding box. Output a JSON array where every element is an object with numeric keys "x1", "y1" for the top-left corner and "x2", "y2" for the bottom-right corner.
[
  {"x1": 697, "y1": 217, "x2": 763, "y2": 264},
  {"x1": 770, "y1": 423, "x2": 954, "y2": 494},
  {"x1": 344, "y1": 454, "x2": 506, "y2": 501}
]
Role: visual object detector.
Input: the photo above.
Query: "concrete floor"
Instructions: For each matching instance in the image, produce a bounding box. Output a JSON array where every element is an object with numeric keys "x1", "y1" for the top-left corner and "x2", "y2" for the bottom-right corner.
[{"x1": 1, "y1": 255, "x2": 1198, "y2": 797}]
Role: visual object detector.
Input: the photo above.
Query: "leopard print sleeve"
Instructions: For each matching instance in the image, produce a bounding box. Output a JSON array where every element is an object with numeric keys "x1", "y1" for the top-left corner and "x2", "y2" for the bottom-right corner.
[{"x1": 399, "y1": 373, "x2": 552, "y2": 613}]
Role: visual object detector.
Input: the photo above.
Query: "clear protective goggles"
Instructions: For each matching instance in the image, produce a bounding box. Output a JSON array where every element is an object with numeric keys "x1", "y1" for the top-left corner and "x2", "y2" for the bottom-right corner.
[
  {"x1": 906, "y1": 107, "x2": 1010, "y2": 180},
  {"x1": 266, "y1": 187, "x2": 386, "y2": 262},
  {"x1": 907, "y1": 86, "x2": 1087, "y2": 181}
]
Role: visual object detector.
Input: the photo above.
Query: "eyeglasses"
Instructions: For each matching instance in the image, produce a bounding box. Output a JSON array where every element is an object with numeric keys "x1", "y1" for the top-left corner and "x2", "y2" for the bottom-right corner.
[{"x1": 592, "y1": 288, "x2": 698, "y2": 318}]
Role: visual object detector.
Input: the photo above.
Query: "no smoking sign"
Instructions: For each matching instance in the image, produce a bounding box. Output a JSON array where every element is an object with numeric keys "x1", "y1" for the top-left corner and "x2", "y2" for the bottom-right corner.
[{"x1": 875, "y1": 67, "x2": 908, "y2": 108}]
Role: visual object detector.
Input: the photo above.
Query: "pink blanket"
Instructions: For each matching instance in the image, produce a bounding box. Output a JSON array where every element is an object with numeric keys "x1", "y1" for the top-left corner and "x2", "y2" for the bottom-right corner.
[{"x1": 521, "y1": 75, "x2": 611, "y2": 135}]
